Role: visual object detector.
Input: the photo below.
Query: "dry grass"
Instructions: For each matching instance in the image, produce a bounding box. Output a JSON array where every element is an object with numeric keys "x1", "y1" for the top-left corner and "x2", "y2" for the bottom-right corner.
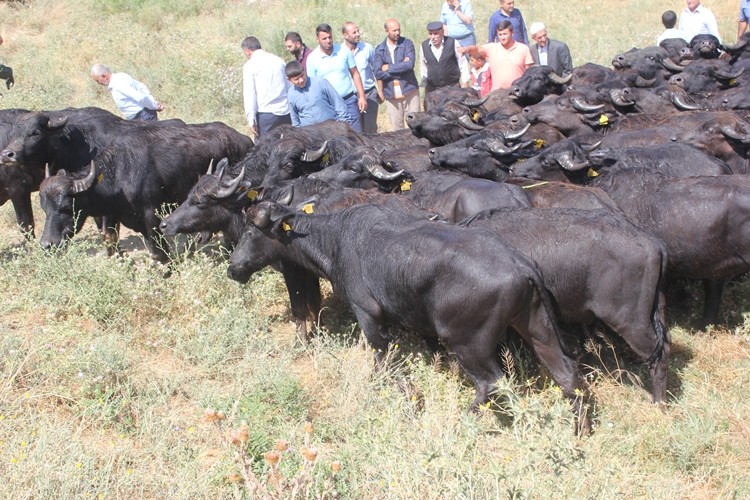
[{"x1": 1, "y1": 0, "x2": 750, "y2": 497}]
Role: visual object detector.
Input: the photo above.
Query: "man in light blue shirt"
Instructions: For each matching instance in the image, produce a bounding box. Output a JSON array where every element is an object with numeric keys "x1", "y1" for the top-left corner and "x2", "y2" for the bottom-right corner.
[
  {"x1": 342, "y1": 22, "x2": 382, "y2": 134},
  {"x1": 285, "y1": 61, "x2": 350, "y2": 128},
  {"x1": 306, "y1": 23, "x2": 367, "y2": 133},
  {"x1": 441, "y1": 0, "x2": 476, "y2": 48},
  {"x1": 739, "y1": 0, "x2": 750, "y2": 39}
]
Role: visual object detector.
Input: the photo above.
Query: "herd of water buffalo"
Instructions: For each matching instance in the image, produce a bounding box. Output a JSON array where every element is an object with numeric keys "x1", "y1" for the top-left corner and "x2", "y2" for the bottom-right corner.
[{"x1": 2, "y1": 32, "x2": 750, "y2": 434}]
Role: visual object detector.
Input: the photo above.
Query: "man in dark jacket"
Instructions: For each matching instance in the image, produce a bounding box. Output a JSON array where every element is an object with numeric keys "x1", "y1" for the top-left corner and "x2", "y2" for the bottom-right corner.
[
  {"x1": 373, "y1": 18, "x2": 420, "y2": 130},
  {"x1": 528, "y1": 22, "x2": 573, "y2": 76},
  {"x1": 420, "y1": 21, "x2": 468, "y2": 106}
]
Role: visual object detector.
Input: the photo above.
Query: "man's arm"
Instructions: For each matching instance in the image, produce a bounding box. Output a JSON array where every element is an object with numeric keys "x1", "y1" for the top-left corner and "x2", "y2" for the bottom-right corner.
[
  {"x1": 387, "y1": 39, "x2": 416, "y2": 74},
  {"x1": 323, "y1": 80, "x2": 351, "y2": 123},
  {"x1": 488, "y1": 13, "x2": 497, "y2": 43},
  {"x1": 350, "y1": 66, "x2": 368, "y2": 112},
  {"x1": 373, "y1": 46, "x2": 390, "y2": 80},
  {"x1": 242, "y1": 64, "x2": 258, "y2": 132},
  {"x1": 740, "y1": 20, "x2": 748, "y2": 39},
  {"x1": 706, "y1": 12, "x2": 722, "y2": 44},
  {"x1": 559, "y1": 43, "x2": 573, "y2": 75},
  {"x1": 419, "y1": 46, "x2": 428, "y2": 83},
  {"x1": 454, "y1": 41, "x2": 470, "y2": 85}
]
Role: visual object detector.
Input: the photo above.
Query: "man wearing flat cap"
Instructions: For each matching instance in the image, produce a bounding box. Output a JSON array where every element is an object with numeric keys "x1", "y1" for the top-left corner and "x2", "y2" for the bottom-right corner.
[
  {"x1": 529, "y1": 22, "x2": 573, "y2": 76},
  {"x1": 420, "y1": 20, "x2": 469, "y2": 104}
]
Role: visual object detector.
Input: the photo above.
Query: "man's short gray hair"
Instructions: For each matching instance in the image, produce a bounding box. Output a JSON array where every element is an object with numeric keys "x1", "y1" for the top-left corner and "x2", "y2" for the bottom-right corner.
[{"x1": 91, "y1": 63, "x2": 111, "y2": 77}]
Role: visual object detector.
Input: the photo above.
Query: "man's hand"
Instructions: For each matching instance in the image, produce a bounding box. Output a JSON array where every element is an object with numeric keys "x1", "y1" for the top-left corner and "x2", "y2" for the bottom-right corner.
[
  {"x1": 381, "y1": 63, "x2": 389, "y2": 71},
  {"x1": 358, "y1": 95, "x2": 368, "y2": 113}
]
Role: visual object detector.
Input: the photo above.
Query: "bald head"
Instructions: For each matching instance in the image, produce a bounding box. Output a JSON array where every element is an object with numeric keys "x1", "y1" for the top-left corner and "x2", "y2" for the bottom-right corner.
[{"x1": 384, "y1": 18, "x2": 401, "y2": 43}]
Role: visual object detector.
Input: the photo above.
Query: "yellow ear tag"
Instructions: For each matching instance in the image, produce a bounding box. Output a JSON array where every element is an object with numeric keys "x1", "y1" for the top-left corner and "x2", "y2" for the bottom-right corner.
[
  {"x1": 321, "y1": 152, "x2": 330, "y2": 163},
  {"x1": 97, "y1": 173, "x2": 104, "y2": 183},
  {"x1": 282, "y1": 221, "x2": 292, "y2": 232},
  {"x1": 400, "y1": 180, "x2": 412, "y2": 191},
  {"x1": 587, "y1": 168, "x2": 599, "y2": 177},
  {"x1": 534, "y1": 139, "x2": 545, "y2": 149},
  {"x1": 246, "y1": 189, "x2": 258, "y2": 200},
  {"x1": 598, "y1": 114, "x2": 609, "y2": 126},
  {"x1": 471, "y1": 110, "x2": 481, "y2": 122},
  {"x1": 729, "y1": 79, "x2": 737, "y2": 86},
  {"x1": 302, "y1": 203, "x2": 315, "y2": 214}
]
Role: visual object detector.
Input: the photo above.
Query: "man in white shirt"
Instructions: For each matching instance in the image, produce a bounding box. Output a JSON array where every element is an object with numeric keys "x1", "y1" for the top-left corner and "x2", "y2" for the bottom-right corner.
[
  {"x1": 91, "y1": 63, "x2": 163, "y2": 121},
  {"x1": 679, "y1": 0, "x2": 721, "y2": 43},
  {"x1": 241, "y1": 36, "x2": 292, "y2": 138}
]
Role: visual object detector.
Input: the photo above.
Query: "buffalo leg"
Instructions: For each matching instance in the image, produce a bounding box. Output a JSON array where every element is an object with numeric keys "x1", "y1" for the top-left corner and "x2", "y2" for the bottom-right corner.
[
  {"x1": 514, "y1": 294, "x2": 592, "y2": 436},
  {"x1": 701, "y1": 279, "x2": 725, "y2": 329},
  {"x1": 11, "y1": 194, "x2": 34, "y2": 239},
  {"x1": 280, "y1": 262, "x2": 315, "y2": 344}
]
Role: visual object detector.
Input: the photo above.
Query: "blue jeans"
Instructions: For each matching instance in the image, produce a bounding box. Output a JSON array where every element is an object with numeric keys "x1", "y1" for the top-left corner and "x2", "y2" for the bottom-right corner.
[{"x1": 343, "y1": 92, "x2": 363, "y2": 133}]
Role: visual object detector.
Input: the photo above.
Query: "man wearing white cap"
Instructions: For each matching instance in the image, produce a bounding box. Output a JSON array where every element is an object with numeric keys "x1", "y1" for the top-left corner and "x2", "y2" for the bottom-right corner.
[{"x1": 528, "y1": 22, "x2": 573, "y2": 76}]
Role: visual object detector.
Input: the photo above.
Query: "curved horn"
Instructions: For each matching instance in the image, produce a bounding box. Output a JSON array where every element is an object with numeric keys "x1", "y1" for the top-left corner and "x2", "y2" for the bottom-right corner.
[
  {"x1": 206, "y1": 159, "x2": 214, "y2": 176},
  {"x1": 714, "y1": 67, "x2": 744, "y2": 80},
  {"x1": 275, "y1": 185, "x2": 294, "y2": 206},
  {"x1": 720, "y1": 125, "x2": 750, "y2": 143},
  {"x1": 45, "y1": 163, "x2": 51, "y2": 178},
  {"x1": 215, "y1": 166, "x2": 245, "y2": 199},
  {"x1": 72, "y1": 161, "x2": 97, "y2": 194},
  {"x1": 457, "y1": 114, "x2": 485, "y2": 131},
  {"x1": 555, "y1": 154, "x2": 590, "y2": 172},
  {"x1": 722, "y1": 38, "x2": 749, "y2": 52},
  {"x1": 547, "y1": 71, "x2": 573, "y2": 85},
  {"x1": 582, "y1": 141, "x2": 602, "y2": 152},
  {"x1": 365, "y1": 162, "x2": 405, "y2": 181},
  {"x1": 462, "y1": 94, "x2": 491, "y2": 107},
  {"x1": 670, "y1": 92, "x2": 701, "y2": 111},
  {"x1": 504, "y1": 122, "x2": 530, "y2": 141},
  {"x1": 214, "y1": 158, "x2": 229, "y2": 178},
  {"x1": 609, "y1": 90, "x2": 635, "y2": 107},
  {"x1": 634, "y1": 75, "x2": 657, "y2": 87},
  {"x1": 488, "y1": 139, "x2": 524, "y2": 156},
  {"x1": 661, "y1": 57, "x2": 685, "y2": 72},
  {"x1": 571, "y1": 96, "x2": 605, "y2": 112},
  {"x1": 301, "y1": 141, "x2": 328, "y2": 162}
]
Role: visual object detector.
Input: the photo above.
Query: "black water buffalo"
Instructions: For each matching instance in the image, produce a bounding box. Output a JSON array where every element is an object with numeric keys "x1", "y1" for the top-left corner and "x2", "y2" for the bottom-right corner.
[
  {"x1": 680, "y1": 34, "x2": 723, "y2": 61},
  {"x1": 461, "y1": 207, "x2": 670, "y2": 403},
  {"x1": 427, "y1": 130, "x2": 532, "y2": 181},
  {"x1": 511, "y1": 140, "x2": 731, "y2": 181},
  {"x1": 39, "y1": 122, "x2": 251, "y2": 262},
  {"x1": 509, "y1": 65, "x2": 573, "y2": 106},
  {"x1": 611, "y1": 46, "x2": 679, "y2": 84},
  {"x1": 405, "y1": 95, "x2": 491, "y2": 145},
  {"x1": 0, "y1": 107, "x2": 144, "y2": 236},
  {"x1": 228, "y1": 200, "x2": 591, "y2": 434},
  {"x1": 668, "y1": 59, "x2": 742, "y2": 93}
]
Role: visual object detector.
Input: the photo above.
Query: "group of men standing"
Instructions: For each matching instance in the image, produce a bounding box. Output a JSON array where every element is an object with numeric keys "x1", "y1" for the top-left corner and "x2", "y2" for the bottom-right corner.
[{"x1": 240, "y1": 0, "x2": 576, "y2": 138}]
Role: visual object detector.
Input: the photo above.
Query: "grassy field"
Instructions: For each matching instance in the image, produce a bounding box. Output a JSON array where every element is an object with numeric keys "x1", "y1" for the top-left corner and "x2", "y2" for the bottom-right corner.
[{"x1": 1, "y1": 0, "x2": 750, "y2": 497}]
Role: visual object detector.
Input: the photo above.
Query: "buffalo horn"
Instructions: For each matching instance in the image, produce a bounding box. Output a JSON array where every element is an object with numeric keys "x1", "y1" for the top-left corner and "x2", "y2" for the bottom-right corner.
[
  {"x1": 504, "y1": 122, "x2": 530, "y2": 141},
  {"x1": 723, "y1": 38, "x2": 749, "y2": 52},
  {"x1": 488, "y1": 140, "x2": 525, "y2": 156},
  {"x1": 462, "y1": 94, "x2": 491, "y2": 107},
  {"x1": 458, "y1": 114, "x2": 485, "y2": 131},
  {"x1": 582, "y1": 141, "x2": 602, "y2": 152},
  {"x1": 571, "y1": 96, "x2": 605, "y2": 112},
  {"x1": 205, "y1": 159, "x2": 214, "y2": 176},
  {"x1": 609, "y1": 90, "x2": 635, "y2": 106},
  {"x1": 661, "y1": 57, "x2": 685, "y2": 72},
  {"x1": 714, "y1": 67, "x2": 744, "y2": 81},
  {"x1": 301, "y1": 141, "x2": 328, "y2": 162},
  {"x1": 634, "y1": 75, "x2": 657, "y2": 87},
  {"x1": 45, "y1": 163, "x2": 50, "y2": 178},
  {"x1": 365, "y1": 162, "x2": 404, "y2": 181},
  {"x1": 548, "y1": 71, "x2": 573, "y2": 85},
  {"x1": 556, "y1": 154, "x2": 590, "y2": 172},
  {"x1": 670, "y1": 92, "x2": 701, "y2": 111},
  {"x1": 72, "y1": 161, "x2": 97, "y2": 194},
  {"x1": 720, "y1": 125, "x2": 750, "y2": 143},
  {"x1": 215, "y1": 166, "x2": 245, "y2": 199}
]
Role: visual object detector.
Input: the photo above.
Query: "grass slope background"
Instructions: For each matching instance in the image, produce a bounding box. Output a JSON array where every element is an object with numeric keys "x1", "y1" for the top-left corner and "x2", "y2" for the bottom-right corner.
[{"x1": 1, "y1": 0, "x2": 750, "y2": 497}]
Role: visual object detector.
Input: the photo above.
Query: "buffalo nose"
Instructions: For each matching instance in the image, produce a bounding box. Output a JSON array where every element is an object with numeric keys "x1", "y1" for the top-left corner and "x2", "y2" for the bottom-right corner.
[
  {"x1": 511, "y1": 86, "x2": 521, "y2": 96},
  {"x1": 428, "y1": 148, "x2": 436, "y2": 156},
  {"x1": 1, "y1": 149, "x2": 15, "y2": 160},
  {"x1": 669, "y1": 75, "x2": 684, "y2": 86},
  {"x1": 405, "y1": 112, "x2": 416, "y2": 122},
  {"x1": 158, "y1": 220, "x2": 168, "y2": 231},
  {"x1": 522, "y1": 107, "x2": 532, "y2": 115}
]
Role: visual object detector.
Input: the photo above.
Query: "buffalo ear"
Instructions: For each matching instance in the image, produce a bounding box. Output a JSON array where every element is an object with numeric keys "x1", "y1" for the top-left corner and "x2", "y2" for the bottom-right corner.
[
  {"x1": 246, "y1": 202, "x2": 272, "y2": 228},
  {"x1": 271, "y1": 213, "x2": 297, "y2": 237},
  {"x1": 215, "y1": 157, "x2": 229, "y2": 177}
]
